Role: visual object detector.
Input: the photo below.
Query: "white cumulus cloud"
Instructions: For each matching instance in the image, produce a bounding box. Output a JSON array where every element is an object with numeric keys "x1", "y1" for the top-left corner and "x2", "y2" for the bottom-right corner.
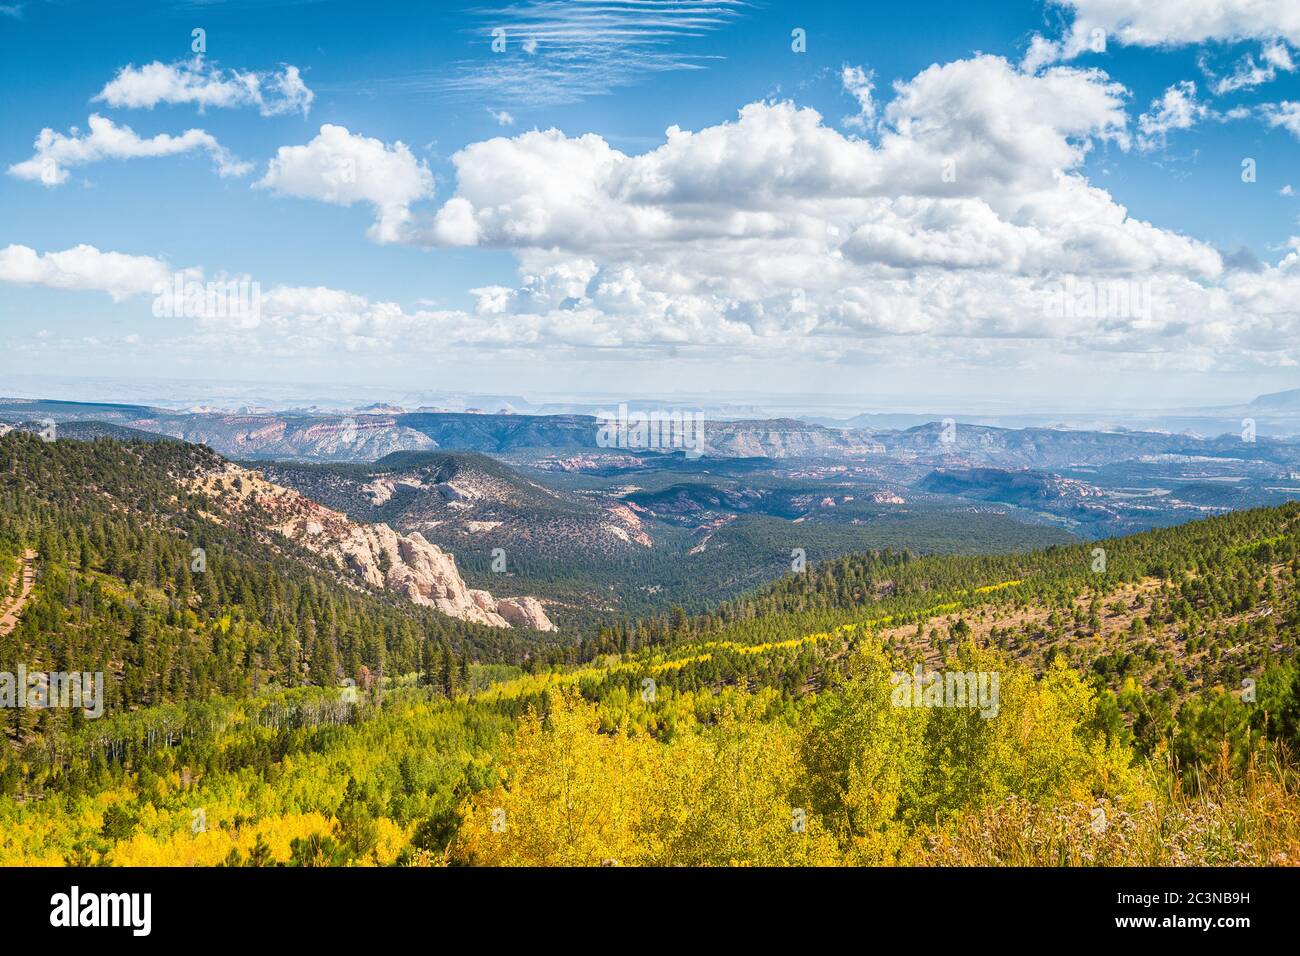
[
  {"x1": 0, "y1": 244, "x2": 179, "y2": 301},
  {"x1": 1025, "y1": 1, "x2": 1300, "y2": 72},
  {"x1": 1262, "y1": 101, "x2": 1300, "y2": 138},
  {"x1": 7, "y1": 113, "x2": 251, "y2": 186},
  {"x1": 1137, "y1": 81, "x2": 1211, "y2": 150},
  {"x1": 840, "y1": 65, "x2": 876, "y2": 130},
  {"x1": 19, "y1": 50, "x2": 1300, "y2": 379},
  {"x1": 95, "y1": 57, "x2": 314, "y2": 116},
  {"x1": 1207, "y1": 41, "x2": 1296, "y2": 93},
  {"x1": 256, "y1": 124, "x2": 434, "y2": 243}
]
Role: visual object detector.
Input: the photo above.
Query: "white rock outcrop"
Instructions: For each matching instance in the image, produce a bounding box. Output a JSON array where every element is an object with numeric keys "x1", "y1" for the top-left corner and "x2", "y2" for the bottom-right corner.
[{"x1": 190, "y1": 463, "x2": 557, "y2": 631}]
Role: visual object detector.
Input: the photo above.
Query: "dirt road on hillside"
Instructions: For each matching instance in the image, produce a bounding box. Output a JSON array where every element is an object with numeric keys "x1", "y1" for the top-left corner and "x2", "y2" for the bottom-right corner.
[{"x1": 0, "y1": 549, "x2": 37, "y2": 636}]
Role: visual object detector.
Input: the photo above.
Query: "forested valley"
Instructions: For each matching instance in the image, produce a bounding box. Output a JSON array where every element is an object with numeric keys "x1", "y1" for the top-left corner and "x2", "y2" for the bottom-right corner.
[{"x1": 2, "y1": 433, "x2": 1299, "y2": 866}]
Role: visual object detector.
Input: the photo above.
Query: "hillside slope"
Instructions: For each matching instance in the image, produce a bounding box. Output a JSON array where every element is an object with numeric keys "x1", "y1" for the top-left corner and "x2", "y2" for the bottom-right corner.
[
  {"x1": 4, "y1": 489, "x2": 1300, "y2": 866},
  {"x1": 0, "y1": 433, "x2": 564, "y2": 724},
  {"x1": 259, "y1": 451, "x2": 654, "y2": 559}
]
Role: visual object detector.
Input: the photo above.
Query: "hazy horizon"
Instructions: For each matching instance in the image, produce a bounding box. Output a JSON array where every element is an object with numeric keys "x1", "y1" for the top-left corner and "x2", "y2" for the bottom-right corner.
[{"x1": 0, "y1": 369, "x2": 1293, "y2": 421}]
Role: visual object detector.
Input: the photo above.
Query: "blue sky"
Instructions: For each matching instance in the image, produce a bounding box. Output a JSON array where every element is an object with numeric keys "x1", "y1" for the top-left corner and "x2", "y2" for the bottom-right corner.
[{"x1": 2, "y1": 0, "x2": 1300, "y2": 410}]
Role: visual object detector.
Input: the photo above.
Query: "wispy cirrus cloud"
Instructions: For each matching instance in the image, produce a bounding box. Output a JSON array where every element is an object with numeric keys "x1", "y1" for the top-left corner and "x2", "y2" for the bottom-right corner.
[{"x1": 411, "y1": 0, "x2": 750, "y2": 106}]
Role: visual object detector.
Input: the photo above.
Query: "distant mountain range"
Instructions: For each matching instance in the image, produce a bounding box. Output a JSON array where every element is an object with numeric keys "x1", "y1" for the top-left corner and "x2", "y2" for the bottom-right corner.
[
  {"x1": 10, "y1": 394, "x2": 1300, "y2": 592},
  {"x1": 1241, "y1": 388, "x2": 1300, "y2": 412},
  {"x1": 9, "y1": 396, "x2": 1300, "y2": 468}
]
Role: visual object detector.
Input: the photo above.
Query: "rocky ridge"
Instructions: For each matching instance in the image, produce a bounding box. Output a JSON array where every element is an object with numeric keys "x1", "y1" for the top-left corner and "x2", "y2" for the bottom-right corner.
[{"x1": 187, "y1": 463, "x2": 557, "y2": 631}]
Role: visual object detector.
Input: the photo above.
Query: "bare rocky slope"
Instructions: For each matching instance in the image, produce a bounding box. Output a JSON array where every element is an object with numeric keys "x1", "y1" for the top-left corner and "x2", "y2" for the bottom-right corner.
[{"x1": 187, "y1": 461, "x2": 556, "y2": 631}]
